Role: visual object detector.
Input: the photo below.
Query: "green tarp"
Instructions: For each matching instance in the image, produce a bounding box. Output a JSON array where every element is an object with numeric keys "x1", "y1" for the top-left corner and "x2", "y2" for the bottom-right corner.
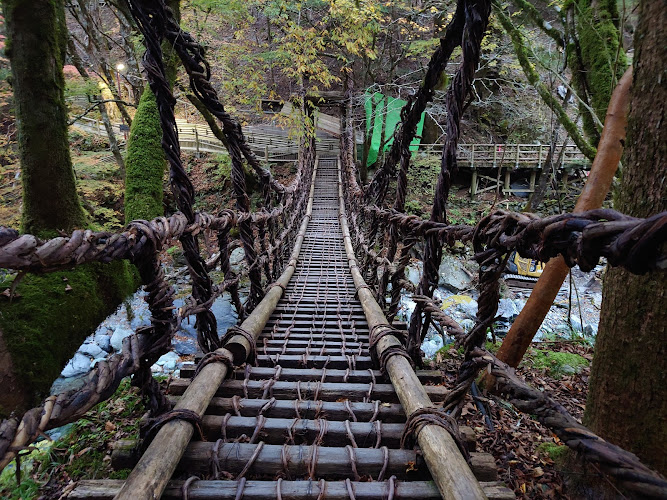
[{"x1": 364, "y1": 91, "x2": 425, "y2": 167}]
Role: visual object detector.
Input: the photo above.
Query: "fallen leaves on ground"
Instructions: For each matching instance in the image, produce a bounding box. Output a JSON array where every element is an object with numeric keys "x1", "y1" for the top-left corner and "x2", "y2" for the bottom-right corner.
[{"x1": 432, "y1": 341, "x2": 593, "y2": 499}]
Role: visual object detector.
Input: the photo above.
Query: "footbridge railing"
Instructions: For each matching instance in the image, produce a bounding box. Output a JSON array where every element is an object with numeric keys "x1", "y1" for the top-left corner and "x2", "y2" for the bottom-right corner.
[{"x1": 0, "y1": 0, "x2": 665, "y2": 499}]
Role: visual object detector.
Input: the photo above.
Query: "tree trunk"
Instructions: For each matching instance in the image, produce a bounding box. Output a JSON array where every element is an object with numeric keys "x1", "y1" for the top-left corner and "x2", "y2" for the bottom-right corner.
[
  {"x1": 584, "y1": 0, "x2": 667, "y2": 475},
  {"x1": 0, "y1": 0, "x2": 139, "y2": 416},
  {"x1": 4, "y1": 0, "x2": 86, "y2": 235},
  {"x1": 99, "y1": 101, "x2": 125, "y2": 175},
  {"x1": 123, "y1": 0, "x2": 180, "y2": 223},
  {"x1": 66, "y1": 35, "x2": 126, "y2": 174},
  {"x1": 570, "y1": 0, "x2": 627, "y2": 144}
]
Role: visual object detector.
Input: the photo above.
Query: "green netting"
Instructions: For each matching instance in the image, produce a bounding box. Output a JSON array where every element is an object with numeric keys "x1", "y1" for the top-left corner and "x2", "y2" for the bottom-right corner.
[{"x1": 364, "y1": 91, "x2": 425, "y2": 167}]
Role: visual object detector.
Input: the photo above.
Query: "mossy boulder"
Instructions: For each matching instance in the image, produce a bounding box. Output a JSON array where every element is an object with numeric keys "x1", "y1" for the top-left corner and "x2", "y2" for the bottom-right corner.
[{"x1": 0, "y1": 261, "x2": 139, "y2": 417}]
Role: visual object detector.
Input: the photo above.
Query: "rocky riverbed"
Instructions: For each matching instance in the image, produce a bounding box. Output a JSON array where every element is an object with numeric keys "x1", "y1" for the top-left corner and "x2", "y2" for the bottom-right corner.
[
  {"x1": 52, "y1": 250, "x2": 603, "y2": 392},
  {"x1": 403, "y1": 254, "x2": 603, "y2": 357}
]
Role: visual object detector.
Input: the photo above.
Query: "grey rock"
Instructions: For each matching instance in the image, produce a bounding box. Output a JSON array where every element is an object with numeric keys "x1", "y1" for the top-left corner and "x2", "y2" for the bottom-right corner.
[
  {"x1": 45, "y1": 423, "x2": 74, "y2": 442},
  {"x1": 458, "y1": 299, "x2": 478, "y2": 319},
  {"x1": 230, "y1": 247, "x2": 246, "y2": 273},
  {"x1": 110, "y1": 326, "x2": 134, "y2": 351},
  {"x1": 173, "y1": 338, "x2": 197, "y2": 356},
  {"x1": 230, "y1": 247, "x2": 246, "y2": 265},
  {"x1": 459, "y1": 319, "x2": 475, "y2": 332},
  {"x1": 156, "y1": 351, "x2": 180, "y2": 371},
  {"x1": 51, "y1": 375, "x2": 86, "y2": 395},
  {"x1": 560, "y1": 364, "x2": 576, "y2": 375},
  {"x1": 94, "y1": 332, "x2": 112, "y2": 353},
  {"x1": 438, "y1": 254, "x2": 472, "y2": 292},
  {"x1": 61, "y1": 352, "x2": 92, "y2": 378},
  {"x1": 497, "y1": 298, "x2": 520, "y2": 321},
  {"x1": 78, "y1": 342, "x2": 104, "y2": 359},
  {"x1": 212, "y1": 295, "x2": 238, "y2": 331},
  {"x1": 90, "y1": 357, "x2": 108, "y2": 368},
  {"x1": 406, "y1": 263, "x2": 421, "y2": 286}
]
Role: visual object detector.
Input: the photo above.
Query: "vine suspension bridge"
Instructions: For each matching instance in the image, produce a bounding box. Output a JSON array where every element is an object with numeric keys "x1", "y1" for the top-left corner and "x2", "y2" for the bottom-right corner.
[{"x1": 1, "y1": 0, "x2": 666, "y2": 499}]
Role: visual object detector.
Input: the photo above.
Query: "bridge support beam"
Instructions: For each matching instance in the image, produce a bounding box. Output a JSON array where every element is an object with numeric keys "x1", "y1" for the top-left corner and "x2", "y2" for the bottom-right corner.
[
  {"x1": 337, "y1": 159, "x2": 488, "y2": 500},
  {"x1": 112, "y1": 162, "x2": 319, "y2": 500}
]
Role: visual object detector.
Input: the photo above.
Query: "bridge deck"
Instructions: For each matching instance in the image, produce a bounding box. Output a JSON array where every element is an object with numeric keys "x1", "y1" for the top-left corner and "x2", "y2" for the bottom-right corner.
[{"x1": 70, "y1": 158, "x2": 514, "y2": 499}]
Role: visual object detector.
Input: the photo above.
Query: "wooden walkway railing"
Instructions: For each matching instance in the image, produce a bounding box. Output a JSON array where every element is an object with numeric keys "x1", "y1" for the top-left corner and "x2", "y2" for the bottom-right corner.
[
  {"x1": 415, "y1": 143, "x2": 589, "y2": 197},
  {"x1": 71, "y1": 115, "x2": 588, "y2": 197}
]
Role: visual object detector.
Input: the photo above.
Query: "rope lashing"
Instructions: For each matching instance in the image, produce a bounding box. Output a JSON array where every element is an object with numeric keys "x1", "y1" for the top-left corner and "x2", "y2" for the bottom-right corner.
[
  {"x1": 400, "y1": 407, "x2": 470, "y2": 462},
  {"x1": 221, "y1": 325, "x2": 258, "y2": 364},
  {"x1": 194, "y1": 347, "x2": 235, "y2": 378},
  {"x1": 368, "y1": 324, "x2": 413, "y2": 373},
  {"x1": 140, "y1": 409, "x2": 205, "y2": 452}
]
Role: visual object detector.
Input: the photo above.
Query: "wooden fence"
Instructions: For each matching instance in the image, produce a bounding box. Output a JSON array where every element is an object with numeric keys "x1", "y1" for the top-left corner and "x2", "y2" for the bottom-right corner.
[
  {"x1": 416, "y1": 143, "x2": 590, "y2": 197},
  {"x1": 72, "y1": 115, "x2": 589, "y2": 197}
]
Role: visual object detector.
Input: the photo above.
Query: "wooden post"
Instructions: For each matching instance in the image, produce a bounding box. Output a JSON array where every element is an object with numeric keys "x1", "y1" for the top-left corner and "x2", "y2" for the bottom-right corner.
[
  {"x1": 529, "y1": 170, "x2": 537, "y2": 193},
  {"x1": 337, "y1": 159, "x2": 488, "y2": 500},
  {"x1": 492, "y1": 144, "x2": 497, "y2": 167},
  {"x1": 538, "y1": 144, "x2": 543, "y2": 169},
  {"x1": 504, "y1": 168, "x2": 511, "y2": 196},
  {"x1": 194, "y1": 127, "x2": 200, "y2": 158},
  {"x1": 515, "y1": 144, "x2": 520, "y2": 168},
  {"x1": 470, "y1": 169, "x2": 478, "y2": 198}
]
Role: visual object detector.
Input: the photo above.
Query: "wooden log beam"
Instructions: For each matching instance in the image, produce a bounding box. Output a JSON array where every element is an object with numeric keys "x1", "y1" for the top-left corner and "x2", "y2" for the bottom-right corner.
[
  {"x1": 337, "y1": 159, "x2": 489, "y2": 499},
  {"x1": 112, "y1": 160, "x2": 319, "y2": 500},
  {"x1": 495, "y1": 67, "x2": 632, "y2": 368}
]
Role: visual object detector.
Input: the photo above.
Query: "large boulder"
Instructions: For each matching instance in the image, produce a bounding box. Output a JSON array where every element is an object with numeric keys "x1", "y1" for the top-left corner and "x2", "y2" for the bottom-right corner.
[{"x1": 438, "y1": 254, "x2": 473, "y2": 292}]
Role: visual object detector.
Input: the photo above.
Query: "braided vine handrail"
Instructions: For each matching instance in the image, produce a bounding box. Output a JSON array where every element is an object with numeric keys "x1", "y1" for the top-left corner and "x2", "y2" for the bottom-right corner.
[
  {"x1": 0, "y1": 0, "x2": 317, "y2": 473},
  {"x1": 338, "y1": 0, "x2": 667, "y2": 494}
]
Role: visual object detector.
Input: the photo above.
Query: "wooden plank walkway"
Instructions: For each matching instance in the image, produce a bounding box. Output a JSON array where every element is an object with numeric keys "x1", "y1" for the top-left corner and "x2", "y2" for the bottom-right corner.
[{"x1": 68, "y1": 158, "x2": 514, "y2": 499}]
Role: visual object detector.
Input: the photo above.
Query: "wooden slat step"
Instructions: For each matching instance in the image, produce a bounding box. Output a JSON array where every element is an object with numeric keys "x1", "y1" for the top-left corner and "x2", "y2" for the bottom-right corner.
[
  {"x1": 111, "y1": 442, "x2": 497, "y2": 482},
  {"x1": 179, "y1": 365, "x2": 443, "y2": 384},
  {"x1": 254, "y1": 354, "x2": 375, "y2": 369},
  {"x1": 194, "y1": 415, "x2": 475, "y2": 450},
  {"x1": 167, "y1": 378, "x2": 450, "y2": 403},
  {"x1": 167, "y1": 396, "x2": 408, "y2": 422},
  {"x1": 69, "y1": 479, "x2": 515, "y2": 499}
]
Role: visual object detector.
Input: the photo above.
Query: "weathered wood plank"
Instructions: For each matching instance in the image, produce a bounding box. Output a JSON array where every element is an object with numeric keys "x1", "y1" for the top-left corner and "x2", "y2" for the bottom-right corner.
[
  {"x1": 167, "y1": 378, "x2": 450, "y2": 403},
  {"x1": 71, "y1": 479, "x2": 515, "y2": 499},
  {"x1": 111, "y1": 442, "x2": 496, "y2": 481}
]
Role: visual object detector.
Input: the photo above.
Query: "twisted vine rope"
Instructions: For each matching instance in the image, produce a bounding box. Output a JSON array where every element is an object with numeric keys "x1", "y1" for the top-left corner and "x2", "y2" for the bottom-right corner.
[
  {"x1": 0, "y1": 0, "x2": 315, "y2": 471},
  {"x1": 338, "y1": 0, "x2": 667, "y2": 494}
]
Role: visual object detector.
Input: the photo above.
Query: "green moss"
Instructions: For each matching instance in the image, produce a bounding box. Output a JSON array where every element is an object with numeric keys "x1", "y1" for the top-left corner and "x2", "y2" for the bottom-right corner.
[
  {"x1": 572, "y1": 0, "x2": 627, "y2": 142},
  {"x1": 124, "y1": 88, "x2": 166, "y2": 224},
  {"x1": 494, "y1": 5, "x2": 597, "y2": 161},
  {"x1": 0, "y1": 261, "x2": 139, "y2": 414},
  {"x1": 522, "y1": 348, "x2": 589, "y2": 378},
  {"x1": 536, "y1": 442, "x2": 569, "y2": 463}
]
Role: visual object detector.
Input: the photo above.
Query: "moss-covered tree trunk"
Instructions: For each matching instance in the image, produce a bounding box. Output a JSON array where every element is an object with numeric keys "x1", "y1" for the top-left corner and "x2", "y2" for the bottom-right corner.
[
  {"x1": 0, "y1": 0, "x2": 138, "y2": 417},
  {"x1": 4, "y1": 0, "x2": 86, "y2": 234},
  {"x1": 123, "y1": 0, "x2": 180, "y2": 223},
  {"x1": 570, "y1": 0, "x2": 627, "y2": 144},
  {"x1": 584, "y1": 0, "x2": 666, "y2": 475}
]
